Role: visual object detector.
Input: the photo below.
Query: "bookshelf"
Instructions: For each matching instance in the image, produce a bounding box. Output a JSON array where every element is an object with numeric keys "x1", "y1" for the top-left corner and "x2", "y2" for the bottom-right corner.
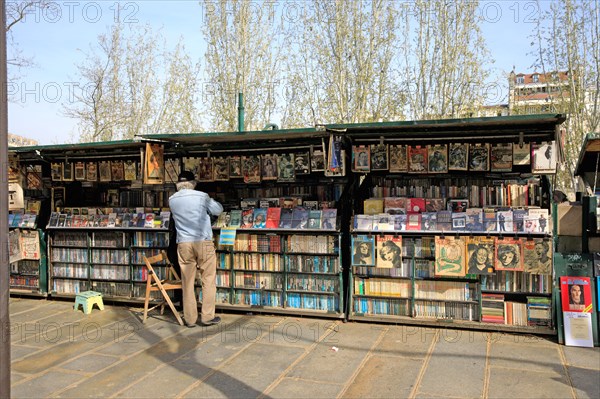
[{"x1": 9, "y1": 225, "x2": 48, "y2": 296}]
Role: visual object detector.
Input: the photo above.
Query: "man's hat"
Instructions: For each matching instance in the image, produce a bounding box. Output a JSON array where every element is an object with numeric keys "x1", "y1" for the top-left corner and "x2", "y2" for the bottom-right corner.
[{"x1": 178, "y1": 170, "x2": 196, "y2": 182}]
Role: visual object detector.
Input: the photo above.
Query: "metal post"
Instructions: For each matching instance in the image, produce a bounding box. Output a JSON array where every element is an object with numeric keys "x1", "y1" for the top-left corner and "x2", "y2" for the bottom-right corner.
[
  {"x1": 0, "y1": 0, "x2": 12, "y2": 396},
  {"x1": 238, "y1": 92, "x2": 244, "y2": 132}
]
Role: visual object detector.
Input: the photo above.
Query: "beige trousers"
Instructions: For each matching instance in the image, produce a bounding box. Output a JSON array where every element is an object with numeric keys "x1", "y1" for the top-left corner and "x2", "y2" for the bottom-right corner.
[{"x1": 177, "y1": 240, "x2": 216, "y2": 324}]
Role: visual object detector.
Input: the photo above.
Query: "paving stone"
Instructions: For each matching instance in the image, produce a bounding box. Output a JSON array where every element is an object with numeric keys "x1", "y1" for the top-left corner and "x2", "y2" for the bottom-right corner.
[
  {"x1": 268, "y1": 377, "x2": 343, "y2": 398},
  {"x1": 375, "y1": 325, "x2": 437, "y2": 359},
  {"x1": 487, "y1": 367, "x2": 572, "y2": 399},
  {"x1": 10, "y1": 344, "x2": 42, "y2": 361},
  {"x1": 567, "y1": 365, "x2": 600, "y2": 399},
  {"x1": 489, "y1": 340, "x2": 563, "y2": 373},
  {"x1": 255, "y1": 316, "x2": 340, "y2": 349},
  {"x1": 562, "y1": 345, "x2": 600, "y2": 369},
  {"x1": 11, "y1": 370, "x2": 84, "y2": 399},
  {"x1": 60, "y1": 353, "x2": 120, "y2": 373}
]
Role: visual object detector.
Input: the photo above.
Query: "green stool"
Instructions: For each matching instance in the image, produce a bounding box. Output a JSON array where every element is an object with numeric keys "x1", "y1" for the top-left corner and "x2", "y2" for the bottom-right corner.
[{"x1": 74, "y1": 291, "x2": 105, "y2": 314}]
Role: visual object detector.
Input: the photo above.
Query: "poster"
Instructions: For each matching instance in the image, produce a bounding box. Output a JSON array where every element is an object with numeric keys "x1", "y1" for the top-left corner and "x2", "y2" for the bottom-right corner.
[{"x1": 144, "y1": 142, "x2": 164, "y2": 184}]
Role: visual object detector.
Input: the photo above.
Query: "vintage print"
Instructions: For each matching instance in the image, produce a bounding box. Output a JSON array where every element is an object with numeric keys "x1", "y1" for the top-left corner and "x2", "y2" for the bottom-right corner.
[
  {"x1": 490, "y1": 143, "x2": 513, "y2": 171},
  {"x1": 469, "y1": 143, "x2": 490, "y2": 171},
  {"x1": 448, "y1": 143, "x2": 469, "y2": 171},
  {"x1": 389, "y1": 145, "x2": 408, "y2": 173},
  {"x1": 144, "y1": 143, "x2": 164, "y2": 184},
  {"x1": 262, "y1": 154, "x2": 278, "y2": 180},
  {"x1": 428, "y1": 144, "x2": 448, "y2": 173},
  {"x1": 408, "y1": 145, "x2": 428, "y2": 173},
  {"x1": 494, "y1": 237, "x2": 523, "y2": 271},
  {"x1": 434, "y1": 236, "x2": 466, "y2": 277},
  {"x1": 353, "y1": 145, "x2": 370, "y2": 172},
  {"x1": 370, "y1": 144, "x2": 389, "y2": 171}
]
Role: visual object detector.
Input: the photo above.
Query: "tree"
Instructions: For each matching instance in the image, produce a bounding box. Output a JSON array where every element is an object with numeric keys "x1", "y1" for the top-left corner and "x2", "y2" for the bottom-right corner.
[
  {"x1": 532, "y1": 0, "x2": 600, "y2": 194},
  {"x1": 62, "y1": 23, "x2": 201, "y2": 142}
]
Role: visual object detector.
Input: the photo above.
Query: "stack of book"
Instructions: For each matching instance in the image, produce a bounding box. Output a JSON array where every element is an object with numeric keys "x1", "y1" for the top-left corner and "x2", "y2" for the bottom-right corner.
[{"x1": 481, "y1": 293, "x2": 505, "y2": 324}]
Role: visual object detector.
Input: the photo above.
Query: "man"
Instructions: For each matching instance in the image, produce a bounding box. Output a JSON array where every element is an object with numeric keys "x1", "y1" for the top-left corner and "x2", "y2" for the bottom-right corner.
[{"x1": 169, "y1": 170, "x2": 223, "y2": 327}]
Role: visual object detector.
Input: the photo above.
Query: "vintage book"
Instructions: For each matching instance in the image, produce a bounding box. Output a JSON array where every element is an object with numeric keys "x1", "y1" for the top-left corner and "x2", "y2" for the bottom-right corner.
[
  {"x1": 160, "y1": 211, "x2": 171, "y2": 229},
  {"x1": 481, "y1": 293, "x2": 505, "y2": 324},
  {"x1": 291, "y1": 207, "x2": 309, "y2": 229},
  {"x1": 86, "y1": 162, "x2": 98, "y2": 181},
  {"x1": 278, "y1": 208, "x2": 293, "y2": 229},
  {"x1": 407, "y1": 198, "x2": 426, "y2": 213},
  {"x1": 374, "y1": 213, "x2": 393, "y2": 231},
  {"x1": 212, "y1": 157, "x2": 230, "y2": 181},
  {"x1": 302, "y1": 200, "x2": 319, "y2": 210},
  {"x1": 496, "y1": 209, "x2": 514, "y2": 233},
  {"x1": 229, "y1": 210, "x2": 242, "y2": 228},
  {"x1": 123, "y1": 160, "x2": 137, "y2": 181},
  {"x1": 448, "y1": 143, "x2": 469, "y2": 171},
  {"x1": 307, "y1": 210, "x2": 322, "y2": 229},
  {"x1": 260, "y1": 198, "x2": 280, "y2": 208},
  {"x1": 495, "y1": 237, "x2": 523, "y2": 271},
  {"x1": 294, "y1": 152, "x2": 311, "y2": 175},
  {"x1": 240, "y1": 198, "x2": 259, "y2": 209},
  {"x1": 266, "y1": 207, "x2": 282, "y2": 229},
  {"x1": 99, "y1": 161, "x2": 112, "y2": 182},
  {"x1": 421, "y1": 212, "x2": 437, "y2": 231},
  {"x1": 261, "y1": 154, "x2": 278, "y2": 181},
  {"x1": 135, "y1": 213, "x2": 146, "y2": 228},
  {"x1": 525, "y1": 208, "x2": 549, "y2": 233},
  {"x1": 523, "y1": 238, "x2": 552, "y2": 275},
  {"x1": 469, "y1": 143, "x2": 490, "y2": 171},
  {"x1": 111, "y1": 161, "x2": 124, "y2": 181},
  {"x1": 408, "y1": 145, "x2": 428, "y2": 173},
  {"x1": 252, "y1": 208, "x2": 267, "y2": 228},
  {"x1": 47, "y1": 212, "x2": 59, "y2": 228},
  {"x1": 228, "y1": 156, "x2": 242, "y2": 178},
  {"x1": 451, "y1": 212, "x2": 467, "y2": 231},
  {"x1": 512, "y1": 208, "x2": 527, "y2": 232},
  {"x1": 197, "y1": 157, "x2": 214, "y2": 182},
  {"x1": 310, "y1": 147, "x2": 326, "y2": 172},
  {"x1": 406, "y1": 213, "x2": 422, "y2": 231},
  {"x1": 280, "y1": 197, "x2": 300, "y2": 209},
  {"x1": 321, "y1": 209, "x2": 337, "y2": 230},
  {"x1": 483, "y1": 208, "x2": 497, "y2": 232},
  {"x1": 352, "y1": 235, "x2": 376, "y2": 266},
  {"x1": 71, "y1": 215, "x2": 82, "y2": 228},
  {"x1": 98, "y1": 214, "x2": 110, "y2": 228},
  {"x1": 389, "y1": 145, "x2": 408, "y2": 173},
  {"x1": 214, "y1": 212, "x2": 229, "y2": 228},
  {"x1": 121, "y1": 213, "x2": 131, "y2": 228},
  {"x1": 242, "y1": 155, "x2": 261, "y2": 183},
  {"x1": 393, "y1": 214, "x2": 407, "y2": 231},
  {"x1": 277, "y1": 153, "x2": 295, "y2": 182},
  {"x1": 364, "y1": 198, "x2": 384, "y2": 215},
  {"x1": 425, "y1": 198, "x2": 445, "y2": 212},
  {"x1": 143, "y1": 213, "x2": 155, "y2": 228},
  {"x1": 466, "y1": 236, "x2": 495, "y2": 274},
  {"x1": 57, "y1": 214, "x2": 67, "y2": 227},
  {"x1": 428, "y1": 144, "x2": 448, "y2": 173},
  {"x1": 354, "y1": 214, "x2": 373, "y2": 231},
  {"x1": 107, "y1": 213, "x2": 117, "y2": 228},
  {"x1": 532, "y1": 141, "x2": 557, "y2": 174},
  {"x1": 370, "y1": 144, "x2": 388, "y2": 171},
  {"x1": 376, "y1": 235, "x2": 402, "y2": 268},
  {"x1": 490, "y1": 143, "x2": 513, "y2": 171},
  {"x1": 352, "y1": 145, "x2": 370, "y2": 172},
  {"x1": 465, "y1": 208, "x2": 484, "y2": 232},
  {"x1": 384, "y1": 197, "x2": 406, "y2": 215},
  {"x1": 437, "y1": 210, "x2": 452, "y2": 231},
  {"x1": 513, "y1": 142, "x2": 531, "y2": 165},
  {"x1": 434, "y1": 236, "x2": 466, "y2": 277},
  {"x1": 241, "y1": 209, "x2": 255, "y2": 229},
  {"x1": 447, "y1": 199, "x2": 468, "y2": 213}
]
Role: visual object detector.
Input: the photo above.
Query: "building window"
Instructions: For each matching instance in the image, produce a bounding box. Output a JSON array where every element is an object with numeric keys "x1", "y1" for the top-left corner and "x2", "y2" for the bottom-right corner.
[
  {"x1": 516, "y1": 76, "x2": 524, "y2": 84},
  {"x1": 532, "y1": 74, "x2": 539, "y2": 83}
]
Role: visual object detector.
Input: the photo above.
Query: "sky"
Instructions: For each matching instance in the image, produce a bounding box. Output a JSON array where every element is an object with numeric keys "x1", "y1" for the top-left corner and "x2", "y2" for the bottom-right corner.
[{"x1": 6, "y1": 0, "x2": 550, "y2": 146}]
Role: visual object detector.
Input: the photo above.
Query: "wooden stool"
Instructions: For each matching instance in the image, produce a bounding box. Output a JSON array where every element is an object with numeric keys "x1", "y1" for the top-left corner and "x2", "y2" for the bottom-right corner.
[{"x1": 74, "y1": 291, "x2": 105, "y2": 314}]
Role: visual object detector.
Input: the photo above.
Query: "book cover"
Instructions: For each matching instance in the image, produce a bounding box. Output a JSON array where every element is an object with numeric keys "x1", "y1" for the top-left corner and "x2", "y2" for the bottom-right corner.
[
  {"x1": 512, "y1": 209, "x2": 527, "y2": 232},
  {"x1": 291, "y1": 207, "x2": 309, "y2": 229},
  {"x1": 532, "y1": 141, "x2": 557, "y2": 174},
  {"x1": 160, "y1": 211, "x2": 171, "y2": 229},
  {"x1": 451, "y1": 212, "x2": 467, "y2": 231},
  {"x1": 374, "y1": 213, "x2": 393, "y2": 231},
  {"x1": 307, "y1": 210, "x2": 322, "y2": 229},
  {"x1": 213, "y1": 157, "x2": 230, "y2": 181},
  {"x1": 241, "y1": 209, "x2": 254, "y2": 228},
  {"x1": 215, "y1": 212, "x2": 229, "y2": 228},
  {"x1": 143, "y1": 213, "x2": 155, "y2": 228},
  {"x1": 197, "y1": 157, "x2": 214, "y2": 182},
  {"x1": 421, "y1": 212, "x2": 437, "y2": 231},
  {"x1": 469, "y1": 143, "x2": 490, "y2": 171},
  {"x1": 261, "y1": 154, "x2": 278, "y2": 180},
  {"x1": 526, "y1": 208, "x2": 549, "y2": 233},
  {"x1": 122, "y1": 213, "x2": 131, "y2": 228},
  {"x1": 48, "y1": 212, "x2": 59, "y2": 228},
  {"x1": 266, "y1": 207, "x2": 282, "y2": 229},
  {"x1": 321, "y1": 209, "x2": 337, "y2": 230},
  {"x1": 136, "y1": 213, "x2": 146, "y2": 228},
  {"x1": 523, "y1": 238, "x2": 552, "y2": 275},
  {"x1": 408, "y1": 145, "x2": 428, "y2": 173},
  {"x1": 513, "y1": 142, "x2": 531, "y2": 165},
  {"x1": 352, "y1": 145, "x2": 370, "y2": 172},
  {"x1": 560, "y1": 276, "x2": 593, "y2": 313},
  {"x1": 370, "y1": 144, "x2": 388, "y2": 171},
  {"x1": 406, "y1": 212, "x2": 422, "y2": 231},
  {"x1": 277, "y1": 153, "x2": 295, "y2": 182},
  {"x1": 294, "y1": 152, "x2": 311, "y2": 175},
  {"x1": 252, "y1": 208, "x2": 267, "y2": 228},
  {"x1": 376, "y1": 235, "x2": 403, "y2": 268},
  {"x1": 495, "y1": 237, "x2": 523, "y2": 271},
  {"x1": 229, "y1": 156, "x2": 243, "y2": 178},
  {"x1": 364, "y1": 198, "x2": 384, "y2": 215},
  {"x1": 384, "y1": 197, "x2": 406, "y2": 215},
  {"x1": 278, "y1": 208, "x2": 293, "y2": 229},
  {"x1": 302, "y1": 200, "x2": 319, "y2": 210},
  {"x1": 352, "y1": 235, "x2": 376, "y2": 266},
  {"x1": 483, "y1": 208, "x2": 497, "y2": 232},
  {"x1": 259, "y1": 198, "x2": 280, "y2": 208},
  {"x1": 467, "y1": 236, "x2": 495, "y2": 274},
  {"x1": 448, "y1": 143, "x2": 469, "y2": 171},
  {"x1": 496, "y1": 209, "x2": 514, "y2": 233},
  {"x1": 57, "y1": 214, "x2": 66, "y2": 227},
  {"x1": 407, "y1": 198, "x2": 426, "y2": 213},
  {"x1": 389, "y1": 145, "x2": 408, "y2": 172},
  {"x1": 242, "y1": 155, "x2": 261, "y2": 183},
  {"x1": 447, "y1": 199, "x2": 468, "y2": 212},
  {"x1": 434, "y1": 236, "x2": 466, "y2": 277},
  {"x1": 425, "y1": 198, "x2": 445, "y2": 212},
  {"x1": 354, "y1": 214, "x2": 373, "y2": 231},
  {"x1": 107, "y1": 213, "x2": 117, "y2": 228},
  {"x1": 99, "y1": 215, "x2": 110, "y2": 228},
  {"x1": 465, "y1": 208, "x2": 483, "y2": 232},
  {"x1": 490, "y1": 143, "x2": 513, "y2": 171},
  {"x1": 310, "y1": 147, "x2": 326, "y2": 172},
  {"x1": 229, "y1": 210, "x2": 242, "y2": 228},
  {"x1": 393, "y1": 214, "x2": 407, "y2": 231},
  {"x1": 428, "y1": 144, "x2": 448, "y2": 173}
]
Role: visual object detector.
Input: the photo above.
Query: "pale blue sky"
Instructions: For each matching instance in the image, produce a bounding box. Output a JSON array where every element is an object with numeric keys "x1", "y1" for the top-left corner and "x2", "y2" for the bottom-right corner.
[{"x1": 7, "y1": 1, "x2": 548, "y2": 145}]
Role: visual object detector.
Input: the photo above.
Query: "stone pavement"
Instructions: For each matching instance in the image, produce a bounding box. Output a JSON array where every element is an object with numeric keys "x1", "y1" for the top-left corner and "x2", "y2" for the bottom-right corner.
[{"x1": 8, "y1": 297, "x2": 600, "y2": 398}]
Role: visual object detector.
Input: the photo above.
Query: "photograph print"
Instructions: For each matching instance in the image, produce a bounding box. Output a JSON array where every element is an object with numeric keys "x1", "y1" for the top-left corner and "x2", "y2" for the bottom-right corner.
[
  {"x1": 370, "y1": 144, "x2": 389, "y2": 171},
  {"x1": 262, "y1": 154, "x2": 278, "y2": 180},
  {"x1": 310, "y1": 147, "x2": 326, "y2": 172},
  {"x1": 294, "y1": 152, "x2": 311, "y2": 175},
  {"x1": 469, "y1": 143, "x2": 490, "y2": 171},
  {"x1": 376, "y1": 235, "x2": 402, "y2": 268},
  {"x1": 277, "y1": 153, "x2": 296, "y2": 182},
  {"x1": 466, "y1": 236, "x2": 494, "y2": 275},
  {"x1": 352, "y1": 235, "x2": 376, "y2": 266},
  {"x1": 427, "y1": 144, "x2": 448, "y2": 173},
  {"x1": 352, "y1": 145, "x2": 370, "y2": 172},
  {"x1": 448, "y1": 143, "x2": 469, "y2": 171}
]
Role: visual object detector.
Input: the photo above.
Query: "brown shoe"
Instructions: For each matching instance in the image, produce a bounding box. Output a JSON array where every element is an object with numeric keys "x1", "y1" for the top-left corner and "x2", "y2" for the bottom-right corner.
[{"x1": 200, "y1": 316, "x2": 221, "y2": 326}]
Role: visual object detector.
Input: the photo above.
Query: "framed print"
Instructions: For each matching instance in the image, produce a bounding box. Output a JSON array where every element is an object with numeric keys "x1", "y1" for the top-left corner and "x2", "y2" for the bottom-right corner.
[
  {"x1": 408, "y1": 145, "x2": 428, "y2": 173},
  {"x1": 213, "y1": 157, "x2": 229, "y2": 181},
  {"x1": 51, "y1": 163, "x2": 62, "y2": 182},
  {"x1": 110, "y1": 161, "x2": 124, "y2": 181},
  {"x1": 490, "y1": 143, "x2": 513, "y2": 171},
  {"x1": 277, "y1": 153, "x2": 295, "y2": 182},
  {"x1": 86, "y1": 162, "x2": 97, "y2": 181},
  {"x1": 62, "y1": 162, "x2": 74, "y2": 181},
  {"x1": 144, "y1": 143, "x2": 164, "y2": 184},
  {"x1": 99, "y1": 161, "x2": 112, "y2": 182},
  {"x1": 352, "y1": 145, "x2": 370, "y2": 172},
  {"x1": 242, "y1": 155, "x2": 262, "y2": 183},
  {"x1": 469, "y1": 143, "x2": 490, "y2": 171},
  {"x1": 389, "y1": 144, "x2": 408, "y2": 173},
  {"x1": 434, "y1": 236, "x2": 466, "y2": 277},
  {"x1": 428, "y1": 144, "x2": 448, "y2": 173},
  {"x1": 448, "y1": 143, "x2": 468, "y2": 171},
  {"x1": 370, "y1": 144, "x2": 388, "y2": 171},
  {"x1": 197, "y1": 157, "x2": 214, "y2": 182},
  {"x1": 123, "y1": 160, "x2": 137, "y2": 181},
  {"x1": 294, "y1": 152, "x2": 311, "y2": 175},
  {"x1": 494, "y1": 237, "x2": 523, "y2": 271},
  {"x1": 262, "y1": 154, "x2": 278, "y2": 180},
  {"x1": 74, "y1": 162, "x2": 86, "y2": 181},
  {"x1": 229, "y1": 156, "x2": 243, "y2": 178},
  {"x1": 532, "y1": 141, "x2": 557, "y2": 174},
  {"x1": 352, "y1": 235, "x2": 375, "y2": 266}
]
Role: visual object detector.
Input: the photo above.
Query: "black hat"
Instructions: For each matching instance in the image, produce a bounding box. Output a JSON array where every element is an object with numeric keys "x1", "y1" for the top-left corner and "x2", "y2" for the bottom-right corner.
[{"x1": 178, "y1": 170, "x2": 196, "y2": 182}]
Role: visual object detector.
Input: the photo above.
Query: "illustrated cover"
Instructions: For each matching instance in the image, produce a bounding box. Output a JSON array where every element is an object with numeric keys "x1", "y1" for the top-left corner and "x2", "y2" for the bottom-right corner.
[
  {"x1": 214, "y1": 213, "x2": 229, "y2": 228},
  {"x1": 406, "y1": 212, "x2": 422, "y2": 231},
  {"x1": 407, "y1": 198, "x2": 426, "y2": 213},
  {"x1": 483, "y1": 208, "x2": 497, "y2": 232},
  {"x1": 110, "y1": 161, "x2": 124, "y2": 181},
  {"x1": 213, "y1": 157, "x2": 230, "y2": 181},
  {"x1": 321, "y1": 209, "x2": 337, "y2": 230},
  {"x1": 465, "y1": 208, "x2": 483, "y2": 232},
  {"x1": 278, "y1": 208, "x2": 293, "y2": 229},
  {"x1": 434, "y1": 236, "x2": 466, "y2": 277},
  {"x1": 242, "y1": 155, "x2": 261, "y2": 183},
  {"x1": 144, "y1": 143, "x2": 164, "y2": 184},
  {"x1": 408, "y1": 145, "x2": 428, "y2": 173},
  {"x1": 310, "y1": 147, "x2": 326, "y2": 172},
  {"x1": 183, "y1": 157, "x2": 200, "y2": 177},
  {"x1": 374, "y1": 213, "x2": 393, "y2": 231},
  {"x1": 266, "y1": 207, "x2": 282, "y2": 229},
  {"x1": 302, "y1": 200, "x2": 319, "y2": 210},
  {"x1": 523, "y1": 238, "x2": 552, "y2": 275},
  {"x1": 291, "y1": 207, "x2": 309, "y2": 229},
  {"x1": 294, "y1": 152, "x2": 311, "y2": 175},
  {"x1": 62, "y1": 162, "x2": 74, "y2": 181},
  {"x1": 376, "y1": 235, "x2": 403, "y2": 268},
  {"x1": 495, "y1": 237, "x2": 523, "y2": 271},
  {"x1": 51, "y1": 162, "x2": 62, "y2": 181},
  {"x1": 513, "y1": 142, "x2": 531, "y2": 165},
  {"x1": 261, "y1": 154, "x2": 278, "y2": 180},
  {"x1": 421, "y1": 212, "x2": 437, "y2": 231},
  {"x1": 560, "y1": 276, "x2": 593, "y2": 313},
  {"x1": 512, "y1": 208, "x2": 527, "y2": 232},
  {"x1": 389, "y1": 144, "x2": 408, "y2": 173},
  {"x1": 393, "y1": 214, "x2": 407, "y2": 231},
  {"x1": 532, "y1": 141, "x2": 557, "y2": 174},
  {"x1": 229, "y1": 209, "x2": 242, "y2": 228},
  {"x1": 124, "y1": 160, "x2": 137, "y2": 181},
  {"x1": 425, "y1": 198, "x2": 445, "y2": 212},
  {"x1": 229, "y1": 156, "x2": 243, "y2": 178},
  {"x1": 352, "y1": 145, "x2": 370, "y2": 172},
  {"x1": 277, "y1": 153, "x2": 295, "y2": 182},
  {"x1": 384, "y1": 197, "x2": 406, "y2": 215},
  {"x1": 354, "y1": 214, "x2": 373, "y2": 231},
  {"x1": 466, "y1": 236, "x2": 495, "y2": 274},
  {"x1": 99, "y1": 161, "x2": 112, "y2": 182},
  {"x1": 197, "y1": 157, "x2": 214, "y2": 182},
  {"x1": 437, "y1": 210, "x2": 452, "y2": 231},
  {"x1": 84, "y1": 162, "x2": 97, "y2": 182},
  {"x1": 447, "y1": 199, "x2": 468, "y2": 213},
  {"x1": 107, "y1": 213, "x2": 117, "y2": 228},
  {"x1": 496, "y1": 209, "x2": 514, "y2": 233},
  {"x1": 252, "y1": 208, "x2": 267, "y2": 228},
  {"x1": 99, "y1": 215, "x2": 110, "y2": 228},
  {"x1": 364, "y1": 198, "x2": 384, "y2": 215},
  {"x1": 74, "y1": 162, "x2": 86, "y2": 181},
  {"x1": 525, "y1": 208, "x2": 549, "y2": 233},
  {"x1": 352, "y1": 235, "x2": 376, "y2": 266},
  {"x1": 241, "y1": 209, "x2": 254, "y2": 228},
  {"x1": 490, "y1": 143, "x2": 513, "y2": 171},
  {"x1": 121, "y1": 213, "x2": 131, "y2": 228},
  {"x1": 451, "y1": 212, "x2": 467, "y2": 231},
  {"x1": 308, "y1": 210, "x2": 322, "y2": 229},
  {"x1": 428, "y1": 144, "x2": 448, "y2": 173},
  {"x1": 370, "y1": 144, "x2": 388, "y2": 171},
  {"x1": 144, "y1": 213, "x2": 155, "y2": 228},
  {"x1": 26, "y1": 166, "x2": 43, "y2": 190},
  {"x1": 469, "y1": 143, "x2": 490, "y2": 171},
  {"x1": 448, "y1": 143, "x2": 469, "y2": 171}
]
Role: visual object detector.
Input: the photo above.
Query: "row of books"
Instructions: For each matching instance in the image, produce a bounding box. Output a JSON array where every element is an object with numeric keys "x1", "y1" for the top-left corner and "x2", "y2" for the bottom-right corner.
[
  {"x1": 481, "y1": 294, "x2": 551, "y2": 326},
  {"x1": 9, "y1": 276, "x2": 40, "y2": 290},
  {"x1": 9, "y1": 260, "x2": 40, "y2": 276},
  {"x1": 8, "y1": 213, "x2": 38, "y2": 229},
  {"x1": 353, "y1": 297, "x2": 411, "y2": 316},
  {"x1": 214, "y1": 208, "x2": 338, "y2": 230},
  {"x1": 413, "y1": 301, "x2": 478, "y2": 321},
  {"x1": 47, "y1": 211, "x2": 171, "y2": 229},
  {"x1": 56, "y1": 206, "x2": 170, "y2": 216},
  {"x1": 354, "y1": 207, "x2": 550, "y2": 234}
]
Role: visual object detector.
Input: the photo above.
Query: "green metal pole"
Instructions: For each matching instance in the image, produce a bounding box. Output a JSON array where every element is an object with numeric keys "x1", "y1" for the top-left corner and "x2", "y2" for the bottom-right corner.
[{"x1": 238, "y1": 92, "x2": 244, "y2": 132}]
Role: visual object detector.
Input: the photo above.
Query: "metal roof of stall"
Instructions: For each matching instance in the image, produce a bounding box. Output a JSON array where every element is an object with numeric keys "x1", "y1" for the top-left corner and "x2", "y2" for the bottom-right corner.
[
  {"x1": 575, "y1": 132, "x2": 600, "y2": 177},
  {"x1": 9, "y1": 139, "x2": 144, "y2": 162}
]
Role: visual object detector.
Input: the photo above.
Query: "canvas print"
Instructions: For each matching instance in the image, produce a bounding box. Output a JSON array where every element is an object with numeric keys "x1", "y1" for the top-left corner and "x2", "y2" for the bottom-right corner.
[
  {"x1": 242, "y1": 155, "x2": 261, "y2": 183},
  {"x1": 197, "y1": 157, "x2": 214, "y2": 182},
  {"x1": 376, "y1": 235, "x2": 402, "y2": 268},
  {"x1": 466, "y1": 236, "x2": 495, "y2": 274},
  {"x1": 352, "y1": 235, "x2": 376, "y2": 266},
  {"x1": 434, "y1": 236, "x2": 466, "y2": 277},
  {"x1": 491, "y1": 143, "x2": 513, "y2": 171},
  {"x1": 495, "y1": 237, "x2": 523, "y2": 271},
  {"x1": 408, "y1": 145, "x2": 428, "y2": 173},
  {"x1": 262, "y1": 154, "x2": 278, "y2": 180},
  {"x1": 86, "y1": 162, "x2": 97, "y2": 181},
  {"x1": 523, "y1": 238, "x2": 552, "y2": 275},
  {"x1": 294, "y1": 152, "x2": 311, "y2": 175},
  {"x1": 469, "y1": 143, "x2": 490, "y2": 171},
  {"x1": 428, "y1": 144, "x2": 448, "y2": 173},
  {"x1": 212, "y1": 157, "x2": 229, "y2": 181},
  {"x1": 99, "y1": 161, "x2": 112, "y2": 182},
  {"x1": 532, "y1": 141, "x2": 557, "y2": 174},
  {"x1": 229, "y1": 156, "x2": 243, "y2": 178},
  {"x1": 389, "y1": 145, "x2": 408, "y2": 173},
  {"x1": 448, "y1": 143, "x2": 469, "y2": 171},
  {"x1": 144, "y1": 143, "x2": 164, "y2": 184},
  {"x1": 370, "y1": 144, "x2": 389, "y2": 171},
  {"x1": 353, "y1": 145, "x2": 370, "y2": 172},
  {"x1": 277, "y1": 153, "x2": 295, "y2": 182}
]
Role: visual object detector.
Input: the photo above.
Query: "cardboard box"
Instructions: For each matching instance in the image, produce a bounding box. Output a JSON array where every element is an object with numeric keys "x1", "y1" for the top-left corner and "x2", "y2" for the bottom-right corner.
[{"x1": 557, "y1": 203, "x2": 582, "y2": 236}]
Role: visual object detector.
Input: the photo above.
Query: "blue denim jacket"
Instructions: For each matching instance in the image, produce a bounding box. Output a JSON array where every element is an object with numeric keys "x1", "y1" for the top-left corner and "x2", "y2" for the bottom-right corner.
[{"x1": 169, "y1": 189, "x2": 223, "y2": 243}]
